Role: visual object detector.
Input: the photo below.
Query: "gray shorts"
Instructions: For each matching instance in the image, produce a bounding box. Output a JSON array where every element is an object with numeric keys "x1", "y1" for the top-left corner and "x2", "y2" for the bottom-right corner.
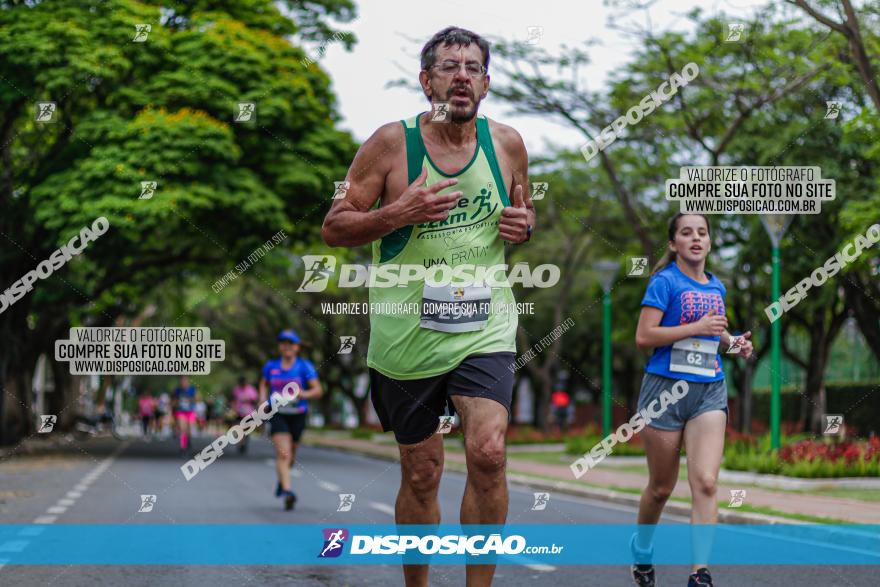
[{"x1": 636, "y1": 373, "x2": 728, "y2": 431}]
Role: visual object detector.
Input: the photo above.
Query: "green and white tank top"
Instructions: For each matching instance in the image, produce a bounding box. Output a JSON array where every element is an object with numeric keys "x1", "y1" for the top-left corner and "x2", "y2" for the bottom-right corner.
[{"x1": 366, "y1": 113, "x2": 518, "y2": 379}]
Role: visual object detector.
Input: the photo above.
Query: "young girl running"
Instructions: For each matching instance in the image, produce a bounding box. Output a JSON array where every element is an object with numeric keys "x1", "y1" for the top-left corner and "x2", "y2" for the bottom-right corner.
[{"x1": 631, "y1": 213, "x2": 753, "y2": 587}]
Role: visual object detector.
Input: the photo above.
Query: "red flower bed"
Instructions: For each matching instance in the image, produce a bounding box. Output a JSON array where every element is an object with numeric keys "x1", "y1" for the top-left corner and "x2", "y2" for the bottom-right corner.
[{"x1": 779, "y1": 435, "x2": 880, "y2": 464}]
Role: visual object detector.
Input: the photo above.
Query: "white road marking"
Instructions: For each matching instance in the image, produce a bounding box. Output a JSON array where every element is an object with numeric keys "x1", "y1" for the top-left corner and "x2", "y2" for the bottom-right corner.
[
  {"x1": 35, "y1": 441, "x2": 127, "y2": 526},
  {"x1": 524, "y1": 563, "x2": 556, "y2": 572},
  {"x1": 369, "y1": 501, "x2": 395, "y2": 516},
  {"x1": 318, "y1": 481, "x2": 341, "y2": 492}
]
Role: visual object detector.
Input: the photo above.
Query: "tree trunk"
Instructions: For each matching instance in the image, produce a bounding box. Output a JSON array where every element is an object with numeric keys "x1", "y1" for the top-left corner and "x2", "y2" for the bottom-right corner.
[{"x1": 533, "y1": 367, "x2": 553, "y2": 431}]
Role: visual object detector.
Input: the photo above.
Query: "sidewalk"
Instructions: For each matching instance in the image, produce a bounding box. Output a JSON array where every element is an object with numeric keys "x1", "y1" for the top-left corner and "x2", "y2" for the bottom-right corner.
[{"x1": 305, "y1": 433, "x2": 880, "y2": 525}]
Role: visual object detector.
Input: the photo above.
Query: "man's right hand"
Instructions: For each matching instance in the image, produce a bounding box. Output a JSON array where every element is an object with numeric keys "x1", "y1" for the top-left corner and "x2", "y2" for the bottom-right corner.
[{"x1": 388, "y1": 167, "x2": 462, "y2": 229}]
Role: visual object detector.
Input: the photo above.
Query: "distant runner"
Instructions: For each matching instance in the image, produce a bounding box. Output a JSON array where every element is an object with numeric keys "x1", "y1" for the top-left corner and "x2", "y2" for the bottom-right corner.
[
  {"x1": 173, "y1": 376, "x2": 198, "y2": 455},
  {"x1": 258, "y1": 329, "x2": 322, "y2": 510},
  {"x1": 232, "y1": 376, "x2": 259, "y2": 454}
]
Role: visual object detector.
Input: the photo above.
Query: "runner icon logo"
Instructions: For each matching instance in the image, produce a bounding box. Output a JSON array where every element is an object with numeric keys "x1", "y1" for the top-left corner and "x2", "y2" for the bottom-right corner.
[
  {"x1": 824, "y1": 101, "x2": 841, "y2": 119},
  {"x1": 436, "y1": 415, "x2": 454, "y2": 434},
  {"x1": 531, "y1": 492, "x2": 549, "y2": 511},
  {"x1": 337, "y1": 336, "x2": 356, "y2": 355},
  {"x1": 725, "y1": 23, "x2": 745, "y2": 42},
  {"x1": 139, "y1": 181, "x2": 157, "y2": 200},
  {"x1": 337, "y1": 494, "x2": 356, "y2": 512},
  {"x1": 133, "y1": 24, "x2": 151, "y2": 42},
  {"x1": 234, "y1": 102, "x2": 255, "y2": 123},
  {"x1": 138, "y1": 494, "x2": 157, "y2": 513},
  {"x1": 726, "y1": 335, "x2": 745, "y2": 355},
  {"x1": 35, "y1": 102, "x2": 56, "y2": 122},
  {"x1": 628, "y1": 257, "x2": 647, "y2": 277},
  {"x1": 333, "y1": 181, "x2": 350, "y2": 200},
  {"x1": 531, "y1": 182, "x2": 548, "y2": 201},
  {"x1": 319, "y1": 528, "x2": 348, "y2": 558},
  {"x1": 728, "y1": 489, "x2": 746, "y2": 508},
  {"x1": 38, "y1": 415, "x2": 57, "y2": 433},
  {"x1": 431, "y1": 102, "x2": 450, "y2": 122},
  {"x1": 823, "y1": 414, "x2": 844, "y2": 436},
  {"x1": 297, "y1": 255, "x2": 336, "y2": 292}
]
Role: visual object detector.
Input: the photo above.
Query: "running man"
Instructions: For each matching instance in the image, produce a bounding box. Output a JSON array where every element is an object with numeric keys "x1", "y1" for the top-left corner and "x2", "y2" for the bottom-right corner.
[
  {"x1": 173, "y1": 376, "x2": 198, "y2": 455},
  {"x1": 321, "y1": 27, "x2": 535, "y2": 587},
  {"x1": 631, "y1": 213, "x2": 753, "y2": 587},
  {"x1": 258, "y1": 329, "x2": 322, "y2": 511},
  {"x1": 232, "y1": 376, "x2": 259, "y2": 453}
]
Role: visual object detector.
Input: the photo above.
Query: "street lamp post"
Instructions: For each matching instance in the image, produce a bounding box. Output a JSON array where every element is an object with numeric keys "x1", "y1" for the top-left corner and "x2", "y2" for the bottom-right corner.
[
  {"x1": 594, "y1": 260, "x2": 620, "y2": 437},
  {"x1": 760, "y1": 215, "x2": 793, "y2": 450}
]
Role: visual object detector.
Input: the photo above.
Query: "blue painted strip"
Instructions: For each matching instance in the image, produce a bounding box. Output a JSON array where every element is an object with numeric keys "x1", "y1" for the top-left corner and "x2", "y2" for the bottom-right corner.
[{"x1": 0, "y1": 524, "x2": 877, "y2": 565}]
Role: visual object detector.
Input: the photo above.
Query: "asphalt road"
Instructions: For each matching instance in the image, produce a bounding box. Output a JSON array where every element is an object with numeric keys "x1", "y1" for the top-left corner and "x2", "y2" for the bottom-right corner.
[{"x1": 0, "y1": 433, "x2": 874, "y2": 586}]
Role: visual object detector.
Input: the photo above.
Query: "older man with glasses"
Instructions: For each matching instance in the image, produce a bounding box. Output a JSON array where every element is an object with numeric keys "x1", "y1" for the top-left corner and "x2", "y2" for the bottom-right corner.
[{"x1": 321, "y1": 26, "x2": 536, "y2": 587}]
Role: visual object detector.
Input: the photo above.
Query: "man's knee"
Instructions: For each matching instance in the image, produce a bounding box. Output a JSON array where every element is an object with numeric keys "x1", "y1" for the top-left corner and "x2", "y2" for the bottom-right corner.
[
  {"x1": 402, "y1": 455, "x2": 443, "y2": 495},
  {"x1": 465, "y1": 436, "x2": 506, "y2": 476}
]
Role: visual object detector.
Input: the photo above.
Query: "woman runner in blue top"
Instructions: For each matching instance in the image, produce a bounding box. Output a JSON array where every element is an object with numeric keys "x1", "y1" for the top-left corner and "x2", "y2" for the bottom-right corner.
[
  {"x1": 258, "y1": 329, "x2": 322, "y2": 511},
  {"x1": 631, "y1": 214, "x2": 753, "y2": 587}
]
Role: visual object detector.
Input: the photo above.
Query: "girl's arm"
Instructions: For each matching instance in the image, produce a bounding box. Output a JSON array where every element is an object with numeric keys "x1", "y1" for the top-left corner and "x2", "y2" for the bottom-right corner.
[
  {"x1": 300, "y1": 378, "x2": 323, "y2": 400},
  {"x1": 636, "y1": 307, "x2": 728, "y2": 350}
]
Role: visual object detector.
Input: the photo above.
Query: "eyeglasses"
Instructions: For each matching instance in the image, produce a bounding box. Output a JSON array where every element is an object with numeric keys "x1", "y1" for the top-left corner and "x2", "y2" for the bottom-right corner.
[{"x1": 430, "y1": 60, "x2": 486, "y2": 78}]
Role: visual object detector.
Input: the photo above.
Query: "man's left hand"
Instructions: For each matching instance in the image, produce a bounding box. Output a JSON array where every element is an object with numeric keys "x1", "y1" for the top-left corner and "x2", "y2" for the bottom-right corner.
[{"x1": 499, "y1": 184, "x2": 530, "y2": 243}]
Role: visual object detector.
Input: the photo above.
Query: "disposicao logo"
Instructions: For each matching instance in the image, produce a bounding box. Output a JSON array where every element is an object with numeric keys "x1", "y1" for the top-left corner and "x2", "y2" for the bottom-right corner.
[{"x1": 319, "y1": 528, "x2": 348, "y2": 558}]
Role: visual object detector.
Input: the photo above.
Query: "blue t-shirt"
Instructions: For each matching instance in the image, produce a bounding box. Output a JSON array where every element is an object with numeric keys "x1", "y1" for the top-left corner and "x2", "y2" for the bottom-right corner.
[
  {"x1": 174, "y1": 385, "x2": 197, "y2": 413},
  {"x1": 641, "y1": 263, "x2": 726, "y2": 383},
  {"x1": 262, "y1": 357, "x2": 318, "y2": 414}
]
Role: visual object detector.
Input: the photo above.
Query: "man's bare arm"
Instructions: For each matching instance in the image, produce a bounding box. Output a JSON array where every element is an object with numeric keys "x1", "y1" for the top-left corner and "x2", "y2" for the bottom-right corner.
[
  {"x1": 321, "y1": 123, "x2": 461, "y2": 248},
  {"x1": 496, "y1": 123, "x2": 536, "y2": 243}
]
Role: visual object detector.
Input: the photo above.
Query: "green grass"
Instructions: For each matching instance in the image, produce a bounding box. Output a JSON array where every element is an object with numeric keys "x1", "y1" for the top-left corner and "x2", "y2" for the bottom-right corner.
[
  {"x1": 785, "y1": 487, "x2": 880, "y2": 503},
  {"x1": 507, "y1": 451, "x2": 571, "y2": 465},
  {"x1": 508, "y1": 452, "x2": 880, "y2": 504},
  {"x1": 720, "y1": 503, "x2": 852, "y2": 525}
]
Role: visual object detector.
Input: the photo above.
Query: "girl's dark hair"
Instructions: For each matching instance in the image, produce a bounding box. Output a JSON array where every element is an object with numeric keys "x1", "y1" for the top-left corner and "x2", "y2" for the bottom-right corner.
[
  {"x1": 651, "y1": 213, "x2": 711, "y2": 275},
  {"x1": 420, "y1": 26, "x2": 490, "y2": 73}
]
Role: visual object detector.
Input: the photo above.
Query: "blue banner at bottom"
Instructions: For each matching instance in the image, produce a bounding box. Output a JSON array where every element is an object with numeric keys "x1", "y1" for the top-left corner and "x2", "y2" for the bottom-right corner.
[{"x1": 0, "y1": 524, "x2": 878, "y2": 565}]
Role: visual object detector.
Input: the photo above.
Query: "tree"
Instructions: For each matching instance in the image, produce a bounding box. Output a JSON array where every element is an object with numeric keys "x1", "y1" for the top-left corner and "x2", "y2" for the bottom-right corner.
[{"x1": 0, "y1": 0, "x2": 357, "y2": 443}]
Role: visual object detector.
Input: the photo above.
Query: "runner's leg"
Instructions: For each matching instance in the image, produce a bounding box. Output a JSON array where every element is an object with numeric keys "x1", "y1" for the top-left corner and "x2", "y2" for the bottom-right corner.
[
  {"x1": 636, "y1": 426, "x2": 683, "y2": 550},
  {"x1": 683, "y1": 410, "x2": 726, "y2": 572},
  {"x1": 397, "y1": 434, "x2": 444, "y2": 587},
  {"x1": 452, "y1": 394, "x2": 508, "y2": 587},
  {"x1": 272, "y1": 432, "x2": 293, "y2": 491},
  {"x1": 177, "y1": 414, "x2": 189, "y2": 450}
]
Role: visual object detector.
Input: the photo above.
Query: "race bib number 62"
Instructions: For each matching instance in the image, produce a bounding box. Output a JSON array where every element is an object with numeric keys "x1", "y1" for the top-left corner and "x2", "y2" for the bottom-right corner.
[{"x1": 670, "y1": 338, "x2": 718, "y2": 377}]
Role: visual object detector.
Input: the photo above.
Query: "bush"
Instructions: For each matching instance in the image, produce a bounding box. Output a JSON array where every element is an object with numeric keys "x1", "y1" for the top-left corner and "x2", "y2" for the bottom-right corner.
[
  {"x1": 723, "y1": 435, "x2": 880, "y2": 477},
  {"x1": 564, "y1": 424, "x2": 646, "y2": 456},
  {"x1": 350, "y1": 428, "x2": 374, "y2": 440},
  {"x1": 506, "y1": 425, "x2": 573, "y2": 445}
]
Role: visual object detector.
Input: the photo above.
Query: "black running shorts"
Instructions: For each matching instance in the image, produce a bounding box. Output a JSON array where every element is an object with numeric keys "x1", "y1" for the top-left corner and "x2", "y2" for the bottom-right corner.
[
  {"x1": 268, "y1": 413, "x2": 307, "y2": 442},
  {"x1": 369, "y1": 352, "x2": 515, "y2": 445}
]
